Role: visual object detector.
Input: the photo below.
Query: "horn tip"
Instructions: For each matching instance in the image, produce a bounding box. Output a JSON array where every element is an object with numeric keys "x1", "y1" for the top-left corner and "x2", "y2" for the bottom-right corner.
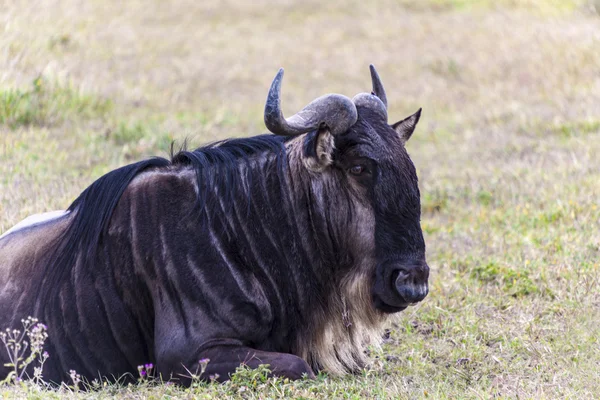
[{"x1": 273, "y1": 68, "x2": 285, "y2": 87}]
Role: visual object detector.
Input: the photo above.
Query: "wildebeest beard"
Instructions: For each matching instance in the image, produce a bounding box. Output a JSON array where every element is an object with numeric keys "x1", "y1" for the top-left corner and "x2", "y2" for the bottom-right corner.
[{"x1": 0, "y1": 65, "x2": 428, "y2": 385}]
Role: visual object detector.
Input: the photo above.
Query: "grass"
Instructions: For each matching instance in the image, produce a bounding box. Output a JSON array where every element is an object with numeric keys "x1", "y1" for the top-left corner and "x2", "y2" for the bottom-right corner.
[
  {"x1": 1, "y1": 0, "x2": 599, "y2": 398},
  {"x1": 0, "y1": 76, "x2": 112, "y2": 128}
]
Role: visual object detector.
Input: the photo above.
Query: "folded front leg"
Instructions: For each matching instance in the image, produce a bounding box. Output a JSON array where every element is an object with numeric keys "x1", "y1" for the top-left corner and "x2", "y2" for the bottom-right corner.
[{"x1": 157, "y1": 338, "x2": 315, "y2": 384}]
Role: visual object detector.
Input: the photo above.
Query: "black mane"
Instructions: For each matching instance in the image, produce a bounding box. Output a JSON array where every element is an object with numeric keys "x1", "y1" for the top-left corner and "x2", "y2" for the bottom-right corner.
[
  {"x1": 40, "y1": 133, "x2": 290, "y2": 303},
  {"x1": 172, "y1": 134, "x2": 289, "y2": 211}
]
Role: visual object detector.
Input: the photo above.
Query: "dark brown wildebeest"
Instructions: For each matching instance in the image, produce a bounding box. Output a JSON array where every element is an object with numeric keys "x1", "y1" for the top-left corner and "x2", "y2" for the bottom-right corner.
[{"x1": 0, "y1": 66, "x2": 429, "y2": 385}]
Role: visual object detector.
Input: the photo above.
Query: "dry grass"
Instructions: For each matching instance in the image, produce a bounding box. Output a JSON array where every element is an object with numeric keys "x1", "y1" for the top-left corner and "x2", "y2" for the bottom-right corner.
[{"x1": 1, "y1": 0, "x2": 599, "y2": 398}]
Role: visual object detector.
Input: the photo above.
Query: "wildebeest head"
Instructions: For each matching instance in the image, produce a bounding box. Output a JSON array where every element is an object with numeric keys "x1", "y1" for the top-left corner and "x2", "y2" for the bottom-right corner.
[{"x1": 265, "y1": 66, "x2": 429, "y2": 314}]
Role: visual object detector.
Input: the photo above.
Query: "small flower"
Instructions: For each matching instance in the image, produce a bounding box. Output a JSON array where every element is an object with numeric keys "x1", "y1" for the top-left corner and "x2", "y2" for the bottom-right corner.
[
  {"x1": 144, "y1": 363, "x2": 153, "y2": 370},
  {"x1": 69, "y1": 369, "x2": 81, "y2": 389}
]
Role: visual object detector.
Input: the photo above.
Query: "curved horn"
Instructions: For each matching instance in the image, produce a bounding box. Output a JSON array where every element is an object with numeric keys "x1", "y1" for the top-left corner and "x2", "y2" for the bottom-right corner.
[
  {"x1": 264, "y1": 68, "x2": 358, "y2": 137},
  {"x1": 369, "y1": 64, "x2": 387, "y2": 108},
  {"x1": 352, "y1": 92, "x2": 388, "y2": 122}
]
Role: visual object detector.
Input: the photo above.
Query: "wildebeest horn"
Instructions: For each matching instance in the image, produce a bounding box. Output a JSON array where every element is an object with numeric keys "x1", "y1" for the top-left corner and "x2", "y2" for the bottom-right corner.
[
  {"x1": 352, "y1": 92, "x2": 388, "y2": 122},
  {"x1": 352, "y1": 65, "x2": 388, "y2": 122},
  {"x1": 264, "y1": 68, "x2": 358, "y2": 137},
  {"x1": 369, "y1": 64, "x2": 387, "y2": 108}
]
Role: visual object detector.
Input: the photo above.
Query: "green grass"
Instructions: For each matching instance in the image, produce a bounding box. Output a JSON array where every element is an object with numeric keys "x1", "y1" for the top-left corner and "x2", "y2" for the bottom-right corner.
[
  {"x1": 1, "y1": 0, "x2": 599, "y2": 397},
  {"x1": 0, "y1": 77, "x2": 112, "y2": 128}
]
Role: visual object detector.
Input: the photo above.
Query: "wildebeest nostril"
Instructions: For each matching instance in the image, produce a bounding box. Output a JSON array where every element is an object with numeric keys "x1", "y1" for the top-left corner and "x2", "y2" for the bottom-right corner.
[
  {"x1": 395, "y1": 270, "x2": 410, "y2": 283},
  {"x1": 394, "y1": 267, "x2": 429, "y2": 303}
]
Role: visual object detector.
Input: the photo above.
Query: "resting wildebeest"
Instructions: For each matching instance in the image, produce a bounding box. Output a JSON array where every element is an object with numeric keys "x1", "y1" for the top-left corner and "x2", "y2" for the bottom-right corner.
[{"x1": 0, "y1": 66, "x2": 429, "y2": 385}]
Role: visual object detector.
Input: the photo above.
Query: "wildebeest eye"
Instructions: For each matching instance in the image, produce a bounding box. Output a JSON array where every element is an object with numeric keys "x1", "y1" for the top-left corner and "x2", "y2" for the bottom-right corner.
[{"x1": 349, "y1": 165, "x2": 365, "y2": 176}]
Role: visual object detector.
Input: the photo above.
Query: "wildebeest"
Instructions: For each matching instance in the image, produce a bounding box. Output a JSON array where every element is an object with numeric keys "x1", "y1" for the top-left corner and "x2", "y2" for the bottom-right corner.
[{"x1": 0, "y1": 65, "x2": 429, "y2": 385}]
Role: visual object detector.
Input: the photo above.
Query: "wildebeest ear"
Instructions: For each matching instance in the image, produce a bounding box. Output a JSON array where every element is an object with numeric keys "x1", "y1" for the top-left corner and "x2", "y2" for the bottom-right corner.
[
  {"x1": 302, "y1": 127, "x2": 335, "y2": 172},
  {"x1": 392, "y1": 108, "x2": 422, "y2": 143}
]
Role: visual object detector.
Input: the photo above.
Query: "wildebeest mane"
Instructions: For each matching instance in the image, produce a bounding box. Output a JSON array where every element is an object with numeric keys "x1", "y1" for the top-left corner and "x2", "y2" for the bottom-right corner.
[
  {"x1": 171, "y1": 134, "x2": 289, "y2": 214},
  {"x1": 39, "y1": 134, "x2": 291, "y2": 306}
]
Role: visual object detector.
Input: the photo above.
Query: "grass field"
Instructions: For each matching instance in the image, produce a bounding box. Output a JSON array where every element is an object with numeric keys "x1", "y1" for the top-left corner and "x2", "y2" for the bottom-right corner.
[{"x1": 1, "y1": 0, "x2": 599, "y2": 398}]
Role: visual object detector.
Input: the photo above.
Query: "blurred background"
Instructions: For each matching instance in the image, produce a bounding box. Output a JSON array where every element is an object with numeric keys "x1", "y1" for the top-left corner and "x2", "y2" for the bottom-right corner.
[{"x1": 1, "y1": 0, "x2": 599, "y2": 397}]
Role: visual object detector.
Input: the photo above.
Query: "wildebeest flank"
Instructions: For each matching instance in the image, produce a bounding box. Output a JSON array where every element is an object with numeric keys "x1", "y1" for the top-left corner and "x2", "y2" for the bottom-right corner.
[{"x1": 0, "y1": 66, "x2": 429, "y2": 384}]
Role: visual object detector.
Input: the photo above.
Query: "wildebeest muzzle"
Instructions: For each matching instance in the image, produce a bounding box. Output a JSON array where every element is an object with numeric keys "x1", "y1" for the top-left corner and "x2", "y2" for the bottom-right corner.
[{"x1": 373, "y1": 259, "x2": 429, "y2": 313}]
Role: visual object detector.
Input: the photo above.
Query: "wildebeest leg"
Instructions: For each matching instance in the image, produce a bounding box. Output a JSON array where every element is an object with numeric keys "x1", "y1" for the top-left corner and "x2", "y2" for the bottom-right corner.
[
  {"x1": 159, "y1": 338, "x2": 315, "y2": 384},
  {"x1": 200, "y1": 339, "x2": 315, "y2": 382}
]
